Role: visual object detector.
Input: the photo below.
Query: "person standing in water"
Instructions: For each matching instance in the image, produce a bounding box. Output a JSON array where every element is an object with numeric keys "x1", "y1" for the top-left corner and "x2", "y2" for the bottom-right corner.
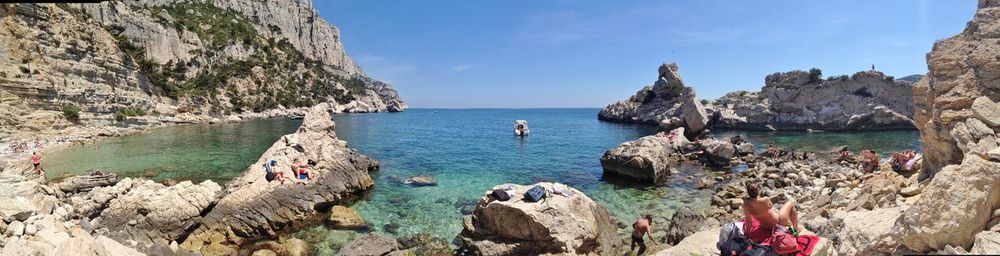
[
  {"x1": 630, "y1": 214, "x2": 658, "y2": 255},
  {"x1": 30, "y1": 152, "x2": 44, "y2": 176}
]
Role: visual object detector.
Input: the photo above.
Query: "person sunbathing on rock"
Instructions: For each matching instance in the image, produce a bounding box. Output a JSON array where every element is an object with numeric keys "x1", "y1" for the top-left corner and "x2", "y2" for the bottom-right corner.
[
  {"x1": 766, "y1": 143, "x2": 779, "y2": 158},
  {"x1": 293, "y1": 160, "x2": 314, "y2": 182},
  {"x1": 263, "y1": 160, "x2": 295, "y2": 184},
  {"x1": 630, "y1": 214, "x2": 658, "y2": 255},
  {"x1": 743, "y1": 182, "x2": 801, "y2": 236}
]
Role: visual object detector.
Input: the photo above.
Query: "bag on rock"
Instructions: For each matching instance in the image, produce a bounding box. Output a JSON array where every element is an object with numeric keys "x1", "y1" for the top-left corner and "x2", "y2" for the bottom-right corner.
[
  {"x1": 524, "y1": 185, "x2": 546, "y2": 202},
  {"x1": 491, "y1": 189, "x2": 511, "y2": 201},
  {"x1": 718, "y1": 223, "x2": 749, "y2": 255},
  {"x1": 772, "y1": 232, "x2": 798, "y2": 254}
]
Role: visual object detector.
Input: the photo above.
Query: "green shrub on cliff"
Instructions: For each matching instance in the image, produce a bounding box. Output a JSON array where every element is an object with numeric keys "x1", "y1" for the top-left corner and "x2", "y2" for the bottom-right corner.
[
  {"x1": 62, "y1": 104, "x2": 80, "y2": 123},
  {"x1": 157, "y1": 2, "x2": 257, "y2": 50},
  {"x1": 114, "y1": 107, "x2": 146, "y2": 122},
  {"x1": 808, "y1": 68, "x2": 822, "y2": 83}
]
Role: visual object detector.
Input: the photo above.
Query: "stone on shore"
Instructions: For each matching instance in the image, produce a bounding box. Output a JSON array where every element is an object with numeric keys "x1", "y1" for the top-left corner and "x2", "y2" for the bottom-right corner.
[
  {"x1": 701, "y1": 139, "x2": 736, "y2": 165},
  {"x1": 600, "y1": 128, "x2": 688, "y2": 184},
  {"x1": 181, "y1": 105, "x2": 379, "y2": 254},
  {"x1": 680, "y1": 87, "x2": 710, "y2": 135},
  {"x1": 459, "y1": 182, "x2": 620, "y2": 255}
]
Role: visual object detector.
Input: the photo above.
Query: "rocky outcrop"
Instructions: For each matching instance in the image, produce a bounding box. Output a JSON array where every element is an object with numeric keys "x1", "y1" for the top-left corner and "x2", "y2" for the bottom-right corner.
[
  {"x1": 599, "y1": 64, "x2": 704, "y2": 132},
  {"x1": 92, "y1": 179, "x2": 221, "y2": 251},
  {"x1": 53, "y1": 172, "x2": 118, "y2": 193},
  {"x1": 0, "y1": 2, "x2": 405, "y2": 137},
  {"x1": 714, "y1": 70, "x2": 915, "y2": 131},
  {"x1": 663, "y1": 206, "x2": 711, "y2": 246},
  {"x1": 600, "y1": 63, "x2": 916, "y2": 131},
  {"x1": 180, "y1": 105, "x2": 378, "y2": 254},
  {"x1": 459, "y1": 183, "x2": 620, "y2": 255},
  {"x1": 898, "y1": 1, "x2": 1000, "y2": 252},
  {"x1": 600, "y1": 128, "x2": 688, "y2": 184}
]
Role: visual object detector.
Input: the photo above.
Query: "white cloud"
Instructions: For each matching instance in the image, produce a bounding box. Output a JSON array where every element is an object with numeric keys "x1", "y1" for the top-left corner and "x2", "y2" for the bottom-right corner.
[{"x1": 450, "y1": 64, "x2": 472, "y2": 72}]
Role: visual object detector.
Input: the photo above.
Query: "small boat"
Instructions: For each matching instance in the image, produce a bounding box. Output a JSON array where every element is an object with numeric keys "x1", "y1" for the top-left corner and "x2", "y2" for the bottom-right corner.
[{"x1": 514, "y1": 120, "x2": 530, "y2": 136}]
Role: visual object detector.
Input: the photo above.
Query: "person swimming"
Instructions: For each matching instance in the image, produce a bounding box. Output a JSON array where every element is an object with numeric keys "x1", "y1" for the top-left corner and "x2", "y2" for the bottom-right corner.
[{"x1": 742, "y1": 182, "x2": 801, "y2": 236}]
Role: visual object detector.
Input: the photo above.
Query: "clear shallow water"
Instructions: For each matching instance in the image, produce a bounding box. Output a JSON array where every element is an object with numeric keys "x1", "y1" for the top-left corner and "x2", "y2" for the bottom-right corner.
[
  {"x1": 44, "y1": 118, "x2": 301, "y2": 182},
  {"x1": 43, "y1": 109, "x2": 922, "y2": 251}
]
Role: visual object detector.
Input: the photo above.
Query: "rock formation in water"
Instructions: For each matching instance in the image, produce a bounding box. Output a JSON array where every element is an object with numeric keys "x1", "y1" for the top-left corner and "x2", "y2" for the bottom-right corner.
[
  {"x1": 459, "y1": 182, "x2": 620, "y2": 255},
  {"x1": 180, "y1": 104, "x2": 378, "y2": 255},
  {"x1": 600, "y1": 63, "x2": 916, "y2": 131},
  {"x1": 0, "y1": 2, "x2": 405, "y2": 136},
  {"x1": 600, "y1": 128, "x2": 688, "y2": 184},
  {"x1": 599, "y1": 64, "x2": 710, "y2": 135},
  {"x1": 897, "y1": 0, "x2": 1000, "y2": 251}
]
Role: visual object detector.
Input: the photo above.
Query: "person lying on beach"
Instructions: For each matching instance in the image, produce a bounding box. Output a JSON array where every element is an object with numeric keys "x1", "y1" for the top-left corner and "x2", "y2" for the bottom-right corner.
[
  {"x1": 743, "y1": 182, "x2": 801, "y2": 236},
  {"x1": 891, "y1": 150, "x2": 919, "y2": 172},
  {"x1": 767, "y1": 144, "x2": 779, "y2": 158}
]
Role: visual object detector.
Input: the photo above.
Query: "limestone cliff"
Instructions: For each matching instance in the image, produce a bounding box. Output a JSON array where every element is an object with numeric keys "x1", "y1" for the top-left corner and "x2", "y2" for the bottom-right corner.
[
  {"x1": 897, "y1": 0, "x2": 1000, "y2": 251},
  {"x1": 600, "y1": 64, "x2": 916, "y2": 131},
  {"x1": 0, "y1": 2, "x2": 405, "y2": 135}
]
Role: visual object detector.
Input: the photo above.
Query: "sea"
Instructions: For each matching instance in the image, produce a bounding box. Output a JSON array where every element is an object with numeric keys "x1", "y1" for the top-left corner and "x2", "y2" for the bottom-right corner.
[{"x1": 43, "y1": 108, "x2": 921, "y2": 253}]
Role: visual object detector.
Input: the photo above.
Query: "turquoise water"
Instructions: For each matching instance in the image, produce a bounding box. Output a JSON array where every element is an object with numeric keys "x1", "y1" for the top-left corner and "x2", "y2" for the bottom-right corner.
[
  {"x1": 43, "y1": 108, "x2": 922, "y2": 251},
  {"x1": 44, "y1": 118, "x2": 301, "y2": 182}
]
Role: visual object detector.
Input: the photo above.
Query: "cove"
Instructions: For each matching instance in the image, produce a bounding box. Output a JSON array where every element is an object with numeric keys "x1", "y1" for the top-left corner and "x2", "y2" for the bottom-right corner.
[{"x1": 43, "y1": 108, "x2": 920, "y2": 251}]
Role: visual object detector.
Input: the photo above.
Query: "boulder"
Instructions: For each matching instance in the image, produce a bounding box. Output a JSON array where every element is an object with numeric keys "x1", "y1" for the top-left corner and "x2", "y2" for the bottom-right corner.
[
  {"x1": 971, "y1": 231, "x2": 1000, "y2": 254},
  {"x1": 654, "y1": 227, "x2": 719, "y2": 255},
  {"x1": 338, "y1": 234, "x2": 399, "y2": 256},
  {"x1": 680, "y1": 88, "x2": 710, "y2": 134},
  {"x1": 460, "y1": 183, "x2": 620, "y2": 255},
  {"x1": 0, "y1": 174, "x2": 61, "y2": 221},
  {"x1": 600, "y1": 128, "x2": 688, "y2": 184},
  {"x1": 701, "y1": 139, "x2": 736, "y2": 165},
  {"x1": 663, "y1": 206, "x2": 714, "y2": 245},
  {"x1": 181, "y1": 105, "x2": 379, "y2": 254},
  {"x1": 6, "y1": 221, "x2": 24, "y2": 236},
  {"x1": 896, "y1": 155, "x2": 1000, "y2": 251},
  {"x1": 328, "y1": 206, "x2": 368, "y2": 230},
  {"x1": 833, "y1": 206, "x2": 907, "y2": 255}
]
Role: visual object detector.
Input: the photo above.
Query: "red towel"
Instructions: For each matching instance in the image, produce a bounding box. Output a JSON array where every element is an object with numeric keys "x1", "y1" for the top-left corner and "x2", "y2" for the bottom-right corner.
[
  {"x1": 794, "y1": 235, "x2": 821, "y2": 256},
  {"x1": 742, "y1": 217, "x2": 823, "y2": 256}
]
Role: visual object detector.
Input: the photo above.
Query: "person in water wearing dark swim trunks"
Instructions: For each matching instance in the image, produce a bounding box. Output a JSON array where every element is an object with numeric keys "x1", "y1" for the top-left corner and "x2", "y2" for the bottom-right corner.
[
  {"x1": 31, "y1": 152, "x2": 44, "y2": 176},
  {"x1": 630, "y1": 214, "x2": 657, "y2": 255},
  {"x1": 743, "y1": 182, "x2": 801, "y2": 236}
]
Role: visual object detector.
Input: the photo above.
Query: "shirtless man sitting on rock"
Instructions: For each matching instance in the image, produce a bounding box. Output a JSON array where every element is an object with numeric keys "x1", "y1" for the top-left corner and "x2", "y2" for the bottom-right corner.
[
  {"x1": 743, "y1": 182, "x2": 801, "y2": 236},
  {"x1": 630, "y1": 214, "x2": 658, "y2": 255}
]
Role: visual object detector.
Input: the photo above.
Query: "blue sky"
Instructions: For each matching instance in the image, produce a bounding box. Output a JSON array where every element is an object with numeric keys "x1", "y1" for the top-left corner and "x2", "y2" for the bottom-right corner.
[{"x1": 315, "y1": 1, "x2": 976, "y2": 108}]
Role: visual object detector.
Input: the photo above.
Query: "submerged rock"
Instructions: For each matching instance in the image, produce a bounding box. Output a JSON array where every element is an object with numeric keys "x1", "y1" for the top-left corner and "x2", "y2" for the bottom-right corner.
[
  {"x1": 328, "y1": 205, "x2": 368, "y2": 230},
  {"x1": 338, "y1": 233, "x2": 399, "y2": 256},
  {"x1": 181, "y1": 105, "x2": 379, "y2": 254},
  {"x1": 459, "y1": 182, "x2": 620, "y2": 255},
  {"x1": 387, "y1": 175, "x2": 438, "y2": 187}
]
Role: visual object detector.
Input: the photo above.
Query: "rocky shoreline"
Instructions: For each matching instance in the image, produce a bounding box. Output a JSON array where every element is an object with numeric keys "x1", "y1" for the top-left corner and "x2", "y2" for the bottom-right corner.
[
  {"x1": 599, "y1": 63, "x2": 918, "y2": 132},
  {"x1": 0, "y1": 105, "x2": 387, "y2": 255}
]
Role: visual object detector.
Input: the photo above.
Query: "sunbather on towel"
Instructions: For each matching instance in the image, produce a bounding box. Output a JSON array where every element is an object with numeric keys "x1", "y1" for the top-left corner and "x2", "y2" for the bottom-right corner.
[{"x1": 743, "y1": 182, "x2": 801, "y2": 236}]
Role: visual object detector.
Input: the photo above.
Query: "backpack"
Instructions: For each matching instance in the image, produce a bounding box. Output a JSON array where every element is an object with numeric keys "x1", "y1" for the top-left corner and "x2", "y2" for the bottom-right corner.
[
  {"x1": 524, "y1": 185, "x2": 546, "y2": 202},
  {"x1": 718, "y1": 224, "x2": 749, "y2": 256},
  {"x1": 741, "y1": 244, "x2": 776, "y2": 256},
  {"x1": 491, "y1": 189, "x2": 511, "y2": 201},
  {"x1": 263, "y1": 163, "x2": 276, "y2": 182}
]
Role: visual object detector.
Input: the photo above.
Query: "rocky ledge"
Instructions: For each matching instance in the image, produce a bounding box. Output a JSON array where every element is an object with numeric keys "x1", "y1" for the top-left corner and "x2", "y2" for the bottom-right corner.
[
  {"x1": 0, "y1": 103, "x2": 380, "y2": 255},
  {"x1": 459, "y1": 182, "x2": 621, "y2": 255},
  {"x1": 180, "y1": 104, "x2": 379, "y2": 255},
  {"x1": 600, "y1": 63, "x2": 916, "y2": 131}
]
